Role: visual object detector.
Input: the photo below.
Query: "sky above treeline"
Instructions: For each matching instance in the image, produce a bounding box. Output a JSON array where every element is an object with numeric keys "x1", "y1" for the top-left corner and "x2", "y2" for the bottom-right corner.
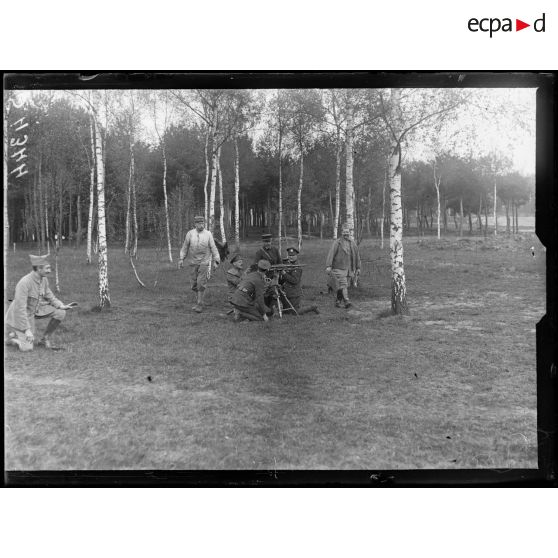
[{"x1": 9, "y1": 87, "x2": 536, "y2": 175}]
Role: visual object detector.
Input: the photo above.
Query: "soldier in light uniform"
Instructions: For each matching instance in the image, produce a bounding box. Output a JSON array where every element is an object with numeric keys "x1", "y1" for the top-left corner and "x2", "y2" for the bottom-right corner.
[
  {"x1": 5, "y1": 254, "x2": 74, "y2": 350},
  {"x1": 178, "y1": 215, "x2": 221, "y2": 313},
  {"x1": 230, "y1": 259, "x2": 271, "y2": 322},
  {"x1": 280, "y1": 247, "x2": 319, "y2": 315},
  {"x1": 325, "y1": 223, "x2": 361, "y2": 309}
]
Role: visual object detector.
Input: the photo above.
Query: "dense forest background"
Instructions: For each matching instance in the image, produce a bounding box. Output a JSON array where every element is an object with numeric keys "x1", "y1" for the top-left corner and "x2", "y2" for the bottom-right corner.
[{"x1": 5, "y1": 89, "x2": 534, "y2": 255}]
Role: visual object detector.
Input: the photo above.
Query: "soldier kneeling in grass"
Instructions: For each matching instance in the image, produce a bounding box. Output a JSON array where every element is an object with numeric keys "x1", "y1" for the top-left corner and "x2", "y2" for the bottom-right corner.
[
  {"x1": 230, "y1": 259, "x2": 271, "y2": 322},
  {"x1": 5, "y1": 254, "x2": 76, "y2": 351}
]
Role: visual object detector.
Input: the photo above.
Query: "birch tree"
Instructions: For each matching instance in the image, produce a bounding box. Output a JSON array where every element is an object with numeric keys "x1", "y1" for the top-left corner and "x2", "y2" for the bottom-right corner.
[
  {"x1": 69, "y1": 90, "x2": 111, "y2": 308},
  {"x1": 268, "y1": 90, "x2": 291, "y2": 253},
  {"x1": 321, "y1": 90, "x2": 345, "y2": 239},
  {"x1": 174, "y1": 89, "x2": 260, "y2": 241},
  {"x1": 149, "y1": 90, "x2": 174, "y2": 262},
  {"x1": 286, "y1": 89, "x2": 322, "y2": 251},
  {"x1": 86, "y1": 95, "x2": 96, "y2": 263},
  {"x1": 380, "y1": 88, "x2": 467, "y2": 314}
]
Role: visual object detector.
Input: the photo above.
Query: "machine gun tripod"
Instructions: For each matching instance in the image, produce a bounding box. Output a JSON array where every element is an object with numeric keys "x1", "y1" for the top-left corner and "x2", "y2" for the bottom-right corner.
[{"x1": 264, "y1": 270, "x2": 300, "y2": 318}]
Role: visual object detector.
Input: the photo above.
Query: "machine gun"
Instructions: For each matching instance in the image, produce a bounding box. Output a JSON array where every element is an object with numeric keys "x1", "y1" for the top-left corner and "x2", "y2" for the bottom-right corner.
[
  {"x1": 262, "y1": 264, "x2": 305, "y2": 318},
  {"x1": 269, "y1": 263, "x2": 305, "y2": 273}
]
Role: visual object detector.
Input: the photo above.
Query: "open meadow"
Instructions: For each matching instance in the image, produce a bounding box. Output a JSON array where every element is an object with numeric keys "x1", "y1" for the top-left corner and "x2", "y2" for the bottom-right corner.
[{"x1": 4, "y1": 231, "x2": 545, "y2": 470}]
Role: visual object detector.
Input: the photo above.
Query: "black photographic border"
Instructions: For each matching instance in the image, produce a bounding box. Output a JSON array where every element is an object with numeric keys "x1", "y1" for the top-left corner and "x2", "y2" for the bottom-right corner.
[{"x1": 3, "y1": 71, "x2": 556, "y2": 487}]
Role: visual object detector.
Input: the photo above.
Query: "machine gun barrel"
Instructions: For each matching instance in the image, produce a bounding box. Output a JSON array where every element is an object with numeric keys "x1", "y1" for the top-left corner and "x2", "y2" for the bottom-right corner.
[{"x1": 269, "y1": 264, "x2": 306, "y2": 271}]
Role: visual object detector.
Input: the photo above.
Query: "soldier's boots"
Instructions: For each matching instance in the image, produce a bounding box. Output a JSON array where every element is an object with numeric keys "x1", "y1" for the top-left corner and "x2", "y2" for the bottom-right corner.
[{"x1": 335, "y1": 289, "x2": 343, "y2": 307}]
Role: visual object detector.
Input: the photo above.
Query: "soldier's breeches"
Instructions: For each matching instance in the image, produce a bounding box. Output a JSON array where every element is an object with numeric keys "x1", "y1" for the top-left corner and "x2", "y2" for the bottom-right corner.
[{"x1": 190, "y1": 263, "x2": 209, "y2": 292}]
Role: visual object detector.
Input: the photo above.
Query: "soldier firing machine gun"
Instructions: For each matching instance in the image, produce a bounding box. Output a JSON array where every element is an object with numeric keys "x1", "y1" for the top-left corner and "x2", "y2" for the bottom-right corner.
[{"x1": 263, "y1": 263, "x2": 306, "y2": 318}]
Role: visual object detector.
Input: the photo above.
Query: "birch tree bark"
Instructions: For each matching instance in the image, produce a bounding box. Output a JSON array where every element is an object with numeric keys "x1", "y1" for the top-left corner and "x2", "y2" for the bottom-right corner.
[
  {"x1": 91, "y1": 104, "x2": 110, "y2": 309},
  {"x1": 203, "y1": 126, "x2": 210, "y2": 223},
  {"x1": 334, "y1": 136, "x2": 342, "y2": 239},
  {"x1": 459, "y1": 197, "x2": 464, "y2": 237},
  {"x1": 344, "y1": 104, "x2": 355, "y2": 239},
  {"x1": 86, "y1": 110, "x2": 96, "y2": 264},
  {"x1": 125, "y1": 138, "x2": 133, "y2": 254},
  {"x1": 209, "y1": 140, "x2": 217, "y2": 233},
  {"x1": 433, "y1": 161, "x2": 441, "y2": 239},
  {"x1": 493, "y1": 180, "x2": 498, "y2": 235},
  {"x1": 297, "y1": 145, "x2": 304, "y2": 251},
  {"x1": 217, "y1": 146, "x2": 226, "y2": 242},
  {"x1": 387, "y1": 89, "x2": 408, "y2": 315},
  {"x1": 381, "y1": 160, "x2": 387, "y2": 249},
  {"x1": 161, "y1": 137, "x2": 172, "y2": 262},
  {"x1": 234, "y1": 137, "x2": 240, "y2": 250},
  {"x1": 278, "y1": 128, "x2": 283, "y2": 254}
]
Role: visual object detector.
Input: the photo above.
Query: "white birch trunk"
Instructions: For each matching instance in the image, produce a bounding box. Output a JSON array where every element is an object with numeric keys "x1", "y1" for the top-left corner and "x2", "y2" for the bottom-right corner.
[
  {"x1": 86, "y1": 112, "x2": 95, "y2": 264},
  {"x1": 345, "y1": 106, "x2": 355, "y2": 239},
  {"x1": 388, "y1": 90, "x2": 408, "y2": 315},
  {"x1": 162, "y1": 140, "x2": 173, "y2": 262},
  {"x1": 217, "y1": 146, "x2": 226, "y2": 242},
  {"x1": 381, "y1": 161, "x2": 387, "y2": 249},
  {"x1": 209, "y1": 147, "x2": 217, "y2": 234},
  {"x1": 334, "y1": 136, "x2": 342, "y2": 240},
  {"x1": 54, "y1": 242, "x2": 60, "y2": 292},
  {"x1": 203, "y1": 125, "x2": 211, "y2": 223},
  {"x1": 459, "y1": 197, "x2": 464, "y2": 237},
  {"x1": 93, "y1": 113, "x2": 110, "y2": 309},
  {"x1": 297, "y1": 148, "x2": 304, "y2": 251},
  {"x1": 44, "y1": 166, "x2": 50, "y2": 255},
  {"x1": 125, "y1": 140, "x2": 132, "y2": 254},
  {"x1": 433, "y1": 162, "x2": 441, "y2": 239},
  {"x1": 234, "y1": 137, "x2": 240, "y2": 250},
  {"x1": 493, "y1": 179, "x2": 498, "y2": 236},
  {"x1": 278, "y1": 131, "x2": 283, "y2": 253}
]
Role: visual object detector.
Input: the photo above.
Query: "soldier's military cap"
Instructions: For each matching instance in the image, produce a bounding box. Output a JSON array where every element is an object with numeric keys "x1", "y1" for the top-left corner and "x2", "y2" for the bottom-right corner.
[
  {"x1": 29, "y1": 254, "x2": 50, "y2": 266},
  {"x1": 230, "y1": 253, "x2": 242, "y2": 264},
  {"x1": 286, "y1": 246, "x2": 299, "y2": 255},
  {"x1": 194, "y1": 215, "x2": 205, "y2": 223},
  {"x1": 257, "y1": 259, "x2": 271, "y2": 271},
  {"x1": 261, "y1": 233, "x2": 272, "y2": 240}
]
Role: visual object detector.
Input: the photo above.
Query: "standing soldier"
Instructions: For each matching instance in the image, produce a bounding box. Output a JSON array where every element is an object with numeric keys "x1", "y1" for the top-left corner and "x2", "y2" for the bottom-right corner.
[
  {"x1": 230, "y1": 259, "x2": 272, "y2": 322},
  {"x1": 280, "y1": 247, "x2": 319, "y2": 315},
  {"x1": 251, "y1": 233, "x2": 282, "y2": 309},
  {"x1": 325, "y1": 223, "x2": 361, "y2": 309},
  {"x1": 5, "y1": 254, "x2": 76, "y2": 350},
  {"x1": 178, "y1": 215, "x2": 221, "y2": 313},
  {"x1": 252, "y1": 233, "x2": 282, "y2": 269}
]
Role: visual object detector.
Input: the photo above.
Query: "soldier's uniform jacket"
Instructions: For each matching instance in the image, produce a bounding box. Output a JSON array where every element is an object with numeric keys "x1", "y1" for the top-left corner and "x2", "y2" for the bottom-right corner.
[
  {"x1": 180, "y1": 228, "x2": 220, "y2": 265},
  {"x1": 326, "y1": 238, "x2": 361, "y2": 277},
  {"x1": 280, "y1": 267, "x2": 303, "y2": 299},
  {"x1": 226, "y1": 267, "x2": 243, "y2": 298},
  {"x1": 230, "y1": 271, "x2": 266, "y2": 314},
  {"x1": 253, "y1": 246, "x2": 282, "y2": 268},
  {"x1": 5, "y1": 272, "x2": 63, "y2": 331}
]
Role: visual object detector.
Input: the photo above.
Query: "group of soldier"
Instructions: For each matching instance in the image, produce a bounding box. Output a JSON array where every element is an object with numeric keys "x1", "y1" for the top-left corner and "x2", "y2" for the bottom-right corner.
[
  {"x1": 5, "y1": 215, "x2": 361, "y2": 350},
  {"x1": 177, "y1": 215, "x2": 361, "y2": 323}
]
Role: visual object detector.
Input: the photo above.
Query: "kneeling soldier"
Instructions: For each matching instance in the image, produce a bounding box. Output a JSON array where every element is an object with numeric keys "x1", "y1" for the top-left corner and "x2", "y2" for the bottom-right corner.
[
  {"x1": 5, "y1": 254, "x2": 75, "y2": 350},
  {"x1": 280, "y1": 247, "x2": 319, "y2": 315},
  {"x1": 230, "y1": 259, "x2": 271, "y2": 322},
  {"x1": 226, "y1": 253, "x2": 244, "y2": 302}
]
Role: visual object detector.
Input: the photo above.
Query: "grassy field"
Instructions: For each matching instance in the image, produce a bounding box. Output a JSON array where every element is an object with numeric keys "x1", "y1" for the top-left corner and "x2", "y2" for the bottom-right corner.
[{"x1": 4, "y1": 231, "x2": 544, "y2": 470}]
